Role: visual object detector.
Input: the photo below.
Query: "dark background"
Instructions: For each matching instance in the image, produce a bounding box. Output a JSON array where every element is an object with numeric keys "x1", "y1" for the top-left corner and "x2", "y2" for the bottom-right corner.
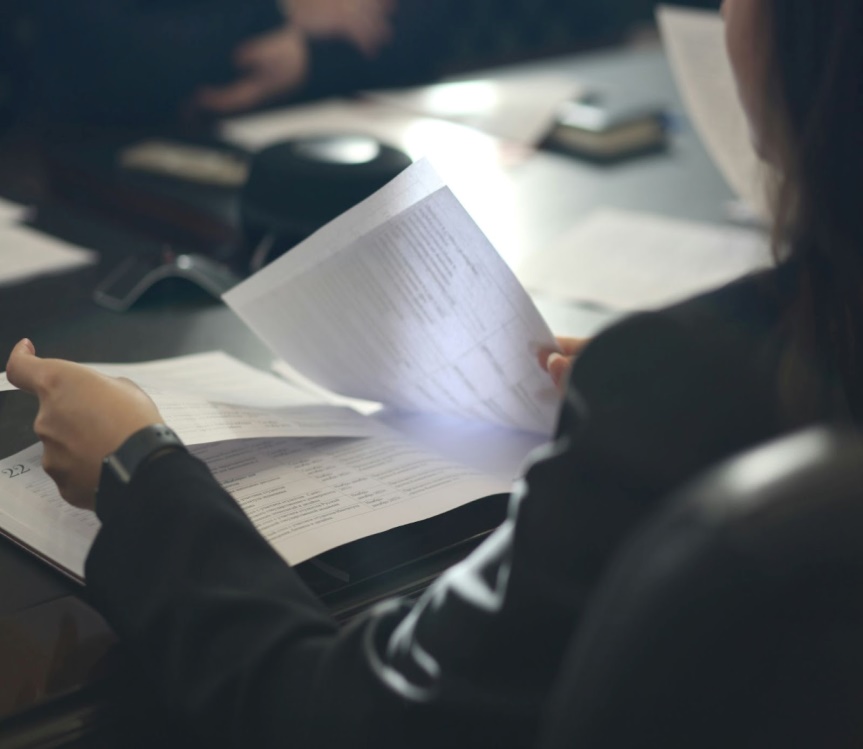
[{"x1": 0, "y1": 0, "x2": 720, "y2": 128}]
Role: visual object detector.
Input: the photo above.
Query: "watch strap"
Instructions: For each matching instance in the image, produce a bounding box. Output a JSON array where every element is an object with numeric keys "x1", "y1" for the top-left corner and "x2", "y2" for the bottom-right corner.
[{"x1": 103, "y1": 424, "x2": 186, "y2": 485}]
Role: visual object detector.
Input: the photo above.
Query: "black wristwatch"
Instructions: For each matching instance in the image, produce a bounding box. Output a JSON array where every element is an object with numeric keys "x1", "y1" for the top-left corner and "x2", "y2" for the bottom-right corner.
[{"x1": 96, "y1": 424, "x2": 186, "y2": 521}]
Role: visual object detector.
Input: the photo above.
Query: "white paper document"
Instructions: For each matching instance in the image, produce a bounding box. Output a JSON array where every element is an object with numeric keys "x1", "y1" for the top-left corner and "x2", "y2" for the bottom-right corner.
[
  {"x1": 193, "y1": 430, "x2": 511, "y2": 566},
  {"x1": 518, "y1": 208, "x2": 772, "y2": 311},
  {"x1": 0, "y1": 351, "x2": 375, "y2": 445},
  {"x1": 129, "y1": 392, "x2": 374, "y2": 446},
  {"x1": 225, "y1": 160, "x2": 560, "y2": 435},
  {"x1": 0, "y1": 426, "x2": 513, "y2": 578},
  {"x1": 658, "y1": 6, "x2": 769, "y2": 217},
  {"x1": 0, "y1": 224, "x2": 97, "y2": 287},
  {"x1": 0, "y1": 197, "x2": 25, "y2": 223},
  {"x1": 368, "y1": 76, "x2": 581, "y2": 146},
  {"x1": 0, "y1": 443, "x2": 99, "y2": 580},
  {"x1": 89, "y1": 351, "x2": 322, "y2": 409}
]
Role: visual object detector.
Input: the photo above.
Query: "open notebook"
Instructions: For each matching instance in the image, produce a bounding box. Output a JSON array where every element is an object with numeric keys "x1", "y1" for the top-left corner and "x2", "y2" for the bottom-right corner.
[{"x1": 0, "y1": 161, "x2": 558, "y2": 582}]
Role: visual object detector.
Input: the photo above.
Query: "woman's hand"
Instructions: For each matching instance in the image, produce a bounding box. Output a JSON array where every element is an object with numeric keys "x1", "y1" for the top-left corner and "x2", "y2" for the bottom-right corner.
[
  {"x1": 5, "y1": 340, "x2": 163, "y2": 510},
  {"x1": 540, "y1": 337, "x2": 590, "y2": 395}
]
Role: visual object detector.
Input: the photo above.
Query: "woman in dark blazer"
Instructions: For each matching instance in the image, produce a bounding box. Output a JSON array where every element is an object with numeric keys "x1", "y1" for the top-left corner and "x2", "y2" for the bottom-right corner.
[{"x1": 7, "y1": 0, "x2": 863, "y2": 746}]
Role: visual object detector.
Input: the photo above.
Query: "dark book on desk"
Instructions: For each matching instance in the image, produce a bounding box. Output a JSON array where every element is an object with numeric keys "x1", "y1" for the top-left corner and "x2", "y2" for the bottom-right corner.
[{"x1": 0, "y1": 160, "x2": 554, "y2": 588}]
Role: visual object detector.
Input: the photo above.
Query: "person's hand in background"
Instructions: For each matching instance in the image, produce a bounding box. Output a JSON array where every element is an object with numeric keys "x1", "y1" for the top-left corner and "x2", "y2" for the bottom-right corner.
[
  {"x1": 5, "y1": 339, "x2": 163, "y2": 510},
  {"x1": 540, "y1": 337, "x2": 590, "y2": 395},
  {"x1": 195, "y1": 25, "x2": 310, "y2": 114},
  {"x1": 286, "y1": 0, "x2": 396, "y2": 58},
  {"x1": 195, "y1": 0, "x2": 397, "y2": 114}
]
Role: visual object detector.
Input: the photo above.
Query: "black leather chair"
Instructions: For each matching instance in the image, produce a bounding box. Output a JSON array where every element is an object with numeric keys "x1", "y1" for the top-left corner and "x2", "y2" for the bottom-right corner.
[{"x1": 539, "y1": 427, "x2": 863, "y2": 749}]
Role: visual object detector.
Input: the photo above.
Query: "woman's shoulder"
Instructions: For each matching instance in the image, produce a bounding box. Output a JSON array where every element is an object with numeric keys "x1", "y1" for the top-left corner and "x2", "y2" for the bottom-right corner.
[
  {"x1": 585, "y1": 268, "x2": 786, "y2": 371},
  {"x1": 668, "y1": 265, "x2": 787, "y2": 324},
  {"x1": 559, "y1": 270, "x2": 790, "y2": 440},
  {"x1": 550, "y1": 271, "x2": 789, "y2": 508}
]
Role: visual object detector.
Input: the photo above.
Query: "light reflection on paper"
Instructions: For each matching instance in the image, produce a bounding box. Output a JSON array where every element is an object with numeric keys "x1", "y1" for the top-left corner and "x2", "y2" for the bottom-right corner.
[
  {"x1": 399, "y1": 119, "x2": 524, "y2": 270},
  {"x1": 420, "y1": 80, "x2": 502, "y2": 118}
]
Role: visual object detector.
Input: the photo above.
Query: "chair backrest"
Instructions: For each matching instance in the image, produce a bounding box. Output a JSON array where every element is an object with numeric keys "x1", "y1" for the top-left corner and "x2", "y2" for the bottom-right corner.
[{"x1": 538, "y1": 427, "x2": 863, "y2": 749}]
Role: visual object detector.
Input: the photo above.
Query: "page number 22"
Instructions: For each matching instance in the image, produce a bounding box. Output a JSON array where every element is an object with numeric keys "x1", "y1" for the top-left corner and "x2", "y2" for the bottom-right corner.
[{"x1": 2, "y1": 465, "x2": 31, "y2": 479}]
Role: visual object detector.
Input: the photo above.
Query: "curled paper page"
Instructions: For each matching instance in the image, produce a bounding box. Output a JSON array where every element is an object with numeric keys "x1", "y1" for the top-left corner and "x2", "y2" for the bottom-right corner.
[
  {"x1": 225, "y1": 160, "x2": 559, "y2": 436},
  {"x1": 658, "y1": 5, "x2": 770, "y2": 219}
]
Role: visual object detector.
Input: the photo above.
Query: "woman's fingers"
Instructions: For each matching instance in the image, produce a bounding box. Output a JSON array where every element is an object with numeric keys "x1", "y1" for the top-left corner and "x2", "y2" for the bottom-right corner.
[
  {"x1": 6, "y1": 339, "x2": 42, "y2": 394},
  {"x1": 538, "y1": 337, "x2": 591, "y2": 394},
  {"x1": 5, "y1": 342, "x2": 165, "y2": 510},
  {"x1": 546, "y1": 353, "x2": 572, "y2": 394}
]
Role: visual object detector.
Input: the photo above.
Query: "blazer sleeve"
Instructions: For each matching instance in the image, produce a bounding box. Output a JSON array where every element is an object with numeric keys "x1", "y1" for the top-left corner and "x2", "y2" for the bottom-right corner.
[{"x1": 84, "y1": 310, "x2": 781, "y2": 749}]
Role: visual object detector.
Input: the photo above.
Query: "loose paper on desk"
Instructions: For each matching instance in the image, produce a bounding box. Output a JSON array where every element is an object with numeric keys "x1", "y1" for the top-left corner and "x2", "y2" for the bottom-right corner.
[
  {"x1": 271, "y1": 355, "x2": 545, "y2": 482},
  {"x1": 0, "y1": 423, "x2": 512, "y2": 579},
  {"x1": 518, "y1": 208, "x2": 772, "y2": 311},
  {"x1": 225, "y1": 159, "x2": 560, "y2": 436},
  {"x1": 0, "y1": 224, "x2": 96, "y2": 286},
  {"x1": 0, "y1": 351, "x2": 376, "y2": 445},
  {"x1": 0, "y1": 197, "x2": 25, "y2": 223},
  {"x1": 658, "y1": 6, "x2": 769, "y2": 218},
  {"x1": 0, "y1": 349, "x2": 513, "y2": 578},
  {"x1": 367, "y1": 76, "x2": 581, "y2": 146}
]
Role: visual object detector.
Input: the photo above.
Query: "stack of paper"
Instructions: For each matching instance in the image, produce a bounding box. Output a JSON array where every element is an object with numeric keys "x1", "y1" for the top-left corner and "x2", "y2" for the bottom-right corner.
[
  {"x1": 658, "y1": 5, "x2": 769, "y2": 218},
  {"x1": 0, "y1": 198, "x2": 97, "y2": 286}
]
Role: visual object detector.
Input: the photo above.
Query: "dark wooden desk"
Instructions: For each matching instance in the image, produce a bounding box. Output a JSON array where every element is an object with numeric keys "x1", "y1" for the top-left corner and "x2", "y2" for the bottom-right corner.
[{"x1": 0, "y1": 42, "x2": 737, "y2": 748}]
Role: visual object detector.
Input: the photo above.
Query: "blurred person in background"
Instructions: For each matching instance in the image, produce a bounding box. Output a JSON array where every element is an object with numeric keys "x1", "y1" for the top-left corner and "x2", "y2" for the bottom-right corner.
[
  {"x1": 25, "y1": 0, "x2": 719, "y2": 126},
  {"x1": 28, "y1": 0, "x2": 447, "y2": 124}
]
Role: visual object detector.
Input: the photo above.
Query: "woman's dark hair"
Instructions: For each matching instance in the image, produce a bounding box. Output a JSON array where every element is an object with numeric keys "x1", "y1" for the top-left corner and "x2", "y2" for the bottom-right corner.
[{"x1": 764, "y1": 1, "x2": 863, "y2": 420}]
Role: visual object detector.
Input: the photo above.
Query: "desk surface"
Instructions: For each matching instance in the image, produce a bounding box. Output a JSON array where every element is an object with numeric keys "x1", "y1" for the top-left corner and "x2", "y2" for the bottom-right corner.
[{"x1": 0, "y1": 41, "x2": 735, "y2": 747}]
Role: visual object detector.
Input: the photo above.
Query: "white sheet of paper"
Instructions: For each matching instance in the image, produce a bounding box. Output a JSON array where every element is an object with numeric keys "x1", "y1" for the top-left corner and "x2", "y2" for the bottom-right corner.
[
  {"x1": 87, "y1": 351, "x2": 326, "y2": 409},
  {"x1": 226, "y1": 160, "x2": 559, "y2": 435},
  {"x1": 0, "y1": 224, "x2": 96, "y2": 286},
  {"x1": 658, "y1": 5, "x2": 768, "y2": 217},
  {"x1": 0, "y1": 351, "x2": 313, "y2": 405},
  {"x1": 377, "y1": 409, "x2": 545, "y2": 484},
  {"x1": 0, "y1": 197, "x2": 25, "y2": 223},
  {"x1": 0, "y1": 424, "x2": 513, "y2": 578},
  {"x1": 518, "y1": 208, "x2": 772, "y2": 311},
  {"x1": 367, "y1": 77, "x2": 581, "y2": 146},
  {"x1": 0, "y1": 444, "x2": 97, "y2": 579},
  {"x1": 0, "y1": 352, "x2": 377, "y2": 445},
  {"x1": 192, "y1": 430, "x2": 511, "y2": 565},
  {"x1": 220, "y1": 98, "x2": 517, "y2": 170},
  {"x1": 130, "y1": 391, "x2": 374, "y2": 446}
]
